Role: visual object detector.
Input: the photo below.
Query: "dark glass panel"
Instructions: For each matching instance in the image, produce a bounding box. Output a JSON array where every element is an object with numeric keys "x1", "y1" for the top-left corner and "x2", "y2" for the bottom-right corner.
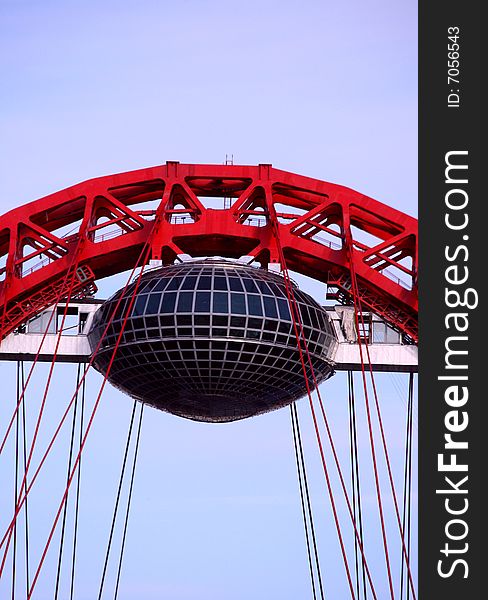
[
  {"x1": 176, "y1": 314, "x2": 192, "y2": 326},
  {"x1": 243, "y1": 278, "x2": 259, "y2": 293},
  {"x1": 145, "y1": 316, "x2": 159, "y2": 329},
  {"x1": 195, "y1": 292, "x2": 211, "y2": 312},
  {"x1": 268, "y1": 282, "x2": 285, "y2": 297},
  {"x1": 230, "y1": 316, "x2": 246, "y2": 327},
  {"x1": 146, "y1": 293, "x2": 161, "y2": 314},
  {"x1": 213, "y1": 292, "x2": 229, "y2": 313},
  {"x1": 181, "y1": 275, "x2": 198, "y2": 290},
  {"x1": 195, "y1": 315, "x2": 210, "y2": 326},
  {"x1": 154, "y1": 278, "x2": 170, "y2": 292},
  {"x1": 195, "y1": 327, "x2": 211, "y2": 336},
  {"x1": 299, "y1": 304, "x2": 311, "y2": 326},
  {"x1": 278, "y1": 321, "x2": 291, "y2": 334},
  {"x1": 248, "y1": 317, "x2": 262, "y2": 330},
  {"x1": 159, "y1": 315, "x2": 174, "y2": 326},
  {"x1": 277, "y1": 298, "x2": 291, "y2": 320},
  {"x1": 213, "y1": 315, "x2": 228, "y2": 326},
  {"x1": 197, "y1": 275, "x2": 212, "y2": 290},
  {"x1": 160, "y1": 292, "x2": 177, "y2": 313},
  {"x1": 177, "y1": 292, "x2": 194, "y2": 312},
  {"x1": 114, "y1": 299, "x2": 127, "y2": 320},
  {"x1": 264, "y1": 319, "x2": 278, "y2": 331},
  {"x1": 132, "y1": 296, "x2": 147, "y2": 317},
  {"x1": 212, "y1": 328, "x2": 228, "y2": 337},
  {"x1": 213, "y1": 276, "x2": 228, "y2": 290},
  {"x1": 248, "y1": 294, "x2": 263, "y2": 316},
  {"x1": 166, "y1": 276, "x2": 183, "y2": 291},
  {"x1": 230, "y1": 293, "x2": 246, "y2": 314},
  {"x1": 229, "y1": 278, "x2": 244, "y2": 292},
  {"x1": 256, "y1": 280, "x2": 272, "y2": 294},
  {"x1": 263, "y1": 296, "x2": 278, "y2": 318}
]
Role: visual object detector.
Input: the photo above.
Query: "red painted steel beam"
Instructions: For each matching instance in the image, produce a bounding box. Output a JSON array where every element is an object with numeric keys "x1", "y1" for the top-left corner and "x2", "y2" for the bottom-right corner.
[{"x1": 0, "y1": 162, "x2": 418, "y2": 341}]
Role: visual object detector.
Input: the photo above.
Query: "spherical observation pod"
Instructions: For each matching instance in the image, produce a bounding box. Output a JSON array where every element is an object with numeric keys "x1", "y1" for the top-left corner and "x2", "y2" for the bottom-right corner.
[{"x1": 87, "y1": 259, "x2": 337, "y2": 422}]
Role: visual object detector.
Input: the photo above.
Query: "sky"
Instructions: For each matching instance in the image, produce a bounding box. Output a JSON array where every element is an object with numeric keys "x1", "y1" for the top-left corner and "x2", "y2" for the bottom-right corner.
[{"x1": 0, "y1": 1, "x2": 418, "y2": 598}]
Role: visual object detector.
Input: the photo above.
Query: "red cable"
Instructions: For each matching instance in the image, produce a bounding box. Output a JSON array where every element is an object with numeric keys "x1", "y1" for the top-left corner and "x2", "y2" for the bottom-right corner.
[
  {"x1": 0, "y1": 259, "x2": 85, "y2": 457},
  {"x1": 0, "y1": 256, "x2": 85, "y2": 577},
  {"x1": 284, "y1": 278, "x2": 357, "y2": 599},
  {"x1": 15, "y1": 201, "x2": 169, "y2": 596},
  {"x1": 266, "y1": 193, "x2": 380, "y2": 599},
  {"x1": 350, "y1": 272, "x2": 417, "y2": 600},
  {"x1": 264, "y1": 191, "x2": 377, "y2": 599},
  {"x1": 26, "y1": 245, "x2": 152, "y2": 599},
  {"x1": 0, "y1": 250, "x2": 151, "y2": 556},
  {"x1": 279, "y1": 263, "x2": 379, "y2": 600},
  {"x1": 347, "y1": 249, "x2": 396, "y2": 600},
  {"x1": 0, "y1": 193, "x2": 170, "y2": 557}
]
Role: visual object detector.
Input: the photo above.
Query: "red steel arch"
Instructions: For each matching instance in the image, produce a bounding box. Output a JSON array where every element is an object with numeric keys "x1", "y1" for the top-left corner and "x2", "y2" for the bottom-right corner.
[{"x1": 0, "y1": 162, "x2": 418, "y2": 342}]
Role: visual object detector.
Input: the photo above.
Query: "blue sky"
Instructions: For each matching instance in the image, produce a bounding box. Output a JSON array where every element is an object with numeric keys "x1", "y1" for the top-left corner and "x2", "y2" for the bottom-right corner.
[{"x1": 0, "y1": 1, "x2": 417, "y2": 598}]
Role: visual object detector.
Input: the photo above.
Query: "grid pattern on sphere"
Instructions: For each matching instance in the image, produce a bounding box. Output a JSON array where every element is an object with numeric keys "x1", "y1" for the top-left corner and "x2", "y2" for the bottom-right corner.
[{"x1": 88, "y1": 260, "x2": 337, "y2": 422}]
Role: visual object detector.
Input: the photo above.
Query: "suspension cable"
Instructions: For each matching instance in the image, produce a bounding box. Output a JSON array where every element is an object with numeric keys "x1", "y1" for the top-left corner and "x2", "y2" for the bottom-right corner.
[
  {"x1": 0, "y1": 303, "x2": 58, "y2": 456},
  {"x1": 284, "y1": 283, "x2": 378, "y2": 600},
  {"x1": 25, "y1": 237, "x2": 155, "y2": 599},
  {"x1": 276, "y1": 286, "x2": 373, "y2": 595},
  {"x1": 348, "y1": 371, "x2": 359, "y2": 600},
  {"x1": 265, "y1": 191, "x2": 379, "y2": 600},
  {"x1": 54, "y1": 364, "x2": 83, "y2": 600},
  {"x1": 348, "y1": 371, "x2": 367, "y2": 600},
  {"x1": 0, "y1": 236, "x2": 154, "y2": 555},
  {"x1": 292, "y1": 402, "x2": 325, "y2": 600},
  {"x1": 262, "y1": 227, "x2": 356, "y2": 596},
  {"x1": 365, "y1": 352, "x2": 416, "y2": 599},
  {"x1": 0, "y1": 261, "x2": 85, "y2": 577},
  {"x1": 346, "y1": 242, "x2": 400, "y2": 600},
  {"x1": 98, "y1": 400, "x2": 138, "y2": 600},
  {"x1": 282, "y1": 272, "x2": 379, "y2": 599},
  {"x1": 11, "y1": 362, "x2": 21, "y2": 599},
  {"x1": 290, "y1": 404, "x2": 319, "y2": 600},
  {"x1": 400, "y1": 374, "x2": 414, "y2": 600},
  {"x1": 0, "y1": 253, "x2": 88, "y2": 459},
  {"x1": 69, "y1": 366, "x2": 86, "y2": 600},
  {"x1": 405, "y1": 376, "x2": 414, "y2": 600},
  {"x1": 284, "y1": 277, "x2": 356, "y2": 598},
  {"x1": 113, "y1": 403, "x2": 144, "y2": 600},
  {"x1": 20, "y1": 362, "x2": 30, "y2": 596},
  {"x1": 348, "y1": 258, "x2": 417, "y2": 599}
]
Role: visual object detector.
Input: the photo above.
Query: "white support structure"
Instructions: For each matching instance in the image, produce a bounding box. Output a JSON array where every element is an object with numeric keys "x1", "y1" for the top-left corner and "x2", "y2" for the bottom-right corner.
[
  {"x1": 332, "y1": 342, "x2": 418, "y2": 373},
  {"x1": 0, "y1": 302, "x2": 417, "y2": 373},
  {"x1": 326, "y1": 306, "x2": 418, "y2": 373},
  {"x1": 0, "y1": 300, "x2": 102, "y2": 363}
]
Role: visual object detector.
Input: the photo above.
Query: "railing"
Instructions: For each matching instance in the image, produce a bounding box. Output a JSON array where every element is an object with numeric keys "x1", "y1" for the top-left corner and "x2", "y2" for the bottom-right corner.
[
  {"x1": 18, "y1": 211, "x2": 414, "y2": 292},
  {"x1": 381, "y1": 267, "x2": 413, "y2": 290}
]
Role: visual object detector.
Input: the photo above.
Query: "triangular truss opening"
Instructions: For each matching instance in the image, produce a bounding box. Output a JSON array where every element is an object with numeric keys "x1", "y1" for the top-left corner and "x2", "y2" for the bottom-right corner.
[
  {"x1": 163, "y1": 184, "x2": 204, "y2": 224},
  {"x1": 233, "y1": 187, "x2": 269, "y2": 227},
  {"x1": 89, "y1": 195, "x2": 146, "y2": 242},
  {"x1": 17, "y1": 224, "x2": 69, "y2": 277},
  {"x1": 290, "y1": 202, "x2": 344, "y2": 250}
]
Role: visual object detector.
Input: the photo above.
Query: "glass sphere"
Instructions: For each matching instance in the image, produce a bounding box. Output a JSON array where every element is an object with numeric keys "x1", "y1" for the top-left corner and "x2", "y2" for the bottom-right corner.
[{"x1": 87, "y1": 260, "x2": 337, "y2": 422}]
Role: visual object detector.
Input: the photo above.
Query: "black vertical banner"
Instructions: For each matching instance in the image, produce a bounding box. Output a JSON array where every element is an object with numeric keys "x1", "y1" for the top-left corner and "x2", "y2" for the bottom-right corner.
[{"x1": 419, "y1": 3, "x2": 483, "y2": 598}]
